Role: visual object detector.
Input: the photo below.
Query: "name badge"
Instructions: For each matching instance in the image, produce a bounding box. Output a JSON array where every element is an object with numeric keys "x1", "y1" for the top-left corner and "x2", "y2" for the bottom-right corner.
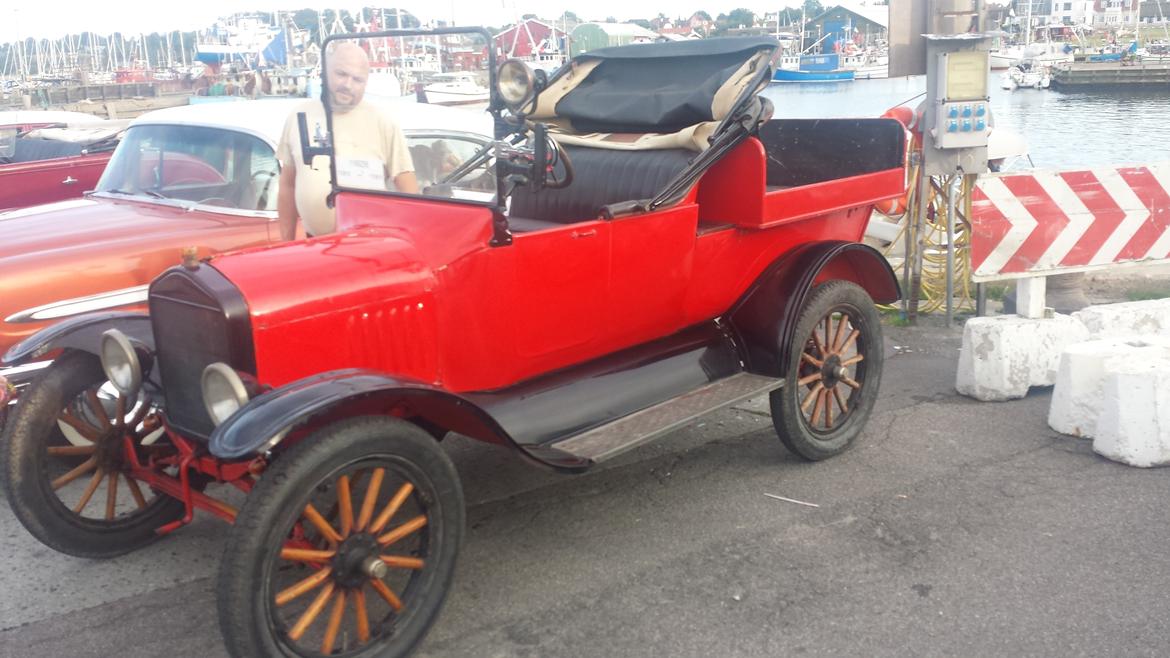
[{"x1": 336, "y1": 157, "x2": 386, "y2": 190}]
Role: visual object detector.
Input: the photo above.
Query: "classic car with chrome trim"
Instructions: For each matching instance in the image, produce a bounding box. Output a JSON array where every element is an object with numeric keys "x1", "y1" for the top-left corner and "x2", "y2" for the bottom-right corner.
[
  {"x1": 3, "y1": 29, "x2": 909, "y2": 658},
  {"x1": 0, "y1": 98, "x2": 494, "y2": 397}
]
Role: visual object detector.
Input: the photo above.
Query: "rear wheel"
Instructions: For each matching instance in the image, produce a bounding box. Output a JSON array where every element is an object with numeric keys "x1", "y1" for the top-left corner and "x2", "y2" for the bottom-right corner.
[
  {"x1": 770, "y1": 281, "x2": 883, "y2": 460},
  {"x1": 218, "y1": 417, "x2": 463, "y2": 658},
  {"x1": 1, "y1": 351, "x2": 183, "y2": 558}
]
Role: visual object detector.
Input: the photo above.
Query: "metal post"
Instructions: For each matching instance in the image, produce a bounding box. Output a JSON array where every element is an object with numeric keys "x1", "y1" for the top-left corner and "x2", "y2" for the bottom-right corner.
[{"x1": 945, "y1": 174, "x2": 958, "y2": 326}]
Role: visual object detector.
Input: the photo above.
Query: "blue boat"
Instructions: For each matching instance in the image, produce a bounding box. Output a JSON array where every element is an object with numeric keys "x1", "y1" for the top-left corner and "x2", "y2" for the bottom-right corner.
[{"x1": 772, "y1": 53, "x2": 855, "y2": 83}]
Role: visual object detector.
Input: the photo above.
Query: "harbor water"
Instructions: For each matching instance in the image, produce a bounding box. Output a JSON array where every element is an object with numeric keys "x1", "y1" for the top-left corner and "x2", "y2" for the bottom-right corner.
[{"x1": 762, "y1": 77, "x2": 1170, "y2": 169}]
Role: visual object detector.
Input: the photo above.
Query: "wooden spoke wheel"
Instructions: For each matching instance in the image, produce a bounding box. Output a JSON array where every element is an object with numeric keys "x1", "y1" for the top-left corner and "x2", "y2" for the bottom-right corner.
[
  {"x1": 770, "y1": 281, "x2": 883, "y2": 461},
  {"x1": 1, "y1": 351, "x2": 183, "y2": 558},
  {"x1": 218, "y1": 417, "x2": 463, "y2": 658}
]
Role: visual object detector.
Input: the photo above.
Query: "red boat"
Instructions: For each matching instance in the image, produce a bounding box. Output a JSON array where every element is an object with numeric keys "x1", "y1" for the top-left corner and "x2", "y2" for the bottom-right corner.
[{"x1": 2, "y1": 29, "x2": 908, "y2": 658}]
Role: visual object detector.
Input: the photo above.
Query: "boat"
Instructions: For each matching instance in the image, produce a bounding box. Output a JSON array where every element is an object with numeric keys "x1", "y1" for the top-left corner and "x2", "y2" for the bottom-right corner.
[
  {"x1": 421, "y1": 72, "x2": 490, "y2": 105},
  {"x1": 772, "y1": 53, "x2": 855, "y2": 83},
  {"x1": 1000, "y1": 61, "x2": 1051, "y2": 90},
  {"x1": 195, "y1": 16, "x2": 286, "y2": 69}
]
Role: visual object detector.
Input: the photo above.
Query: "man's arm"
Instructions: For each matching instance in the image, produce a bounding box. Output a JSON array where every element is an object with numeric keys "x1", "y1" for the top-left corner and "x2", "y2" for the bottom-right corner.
[
  {"x1": 393, "y1": 171, "x2": 419, "y2": 195},
  {"x1": 277, "y1": 164, "x2": 299, "y2": 241}
]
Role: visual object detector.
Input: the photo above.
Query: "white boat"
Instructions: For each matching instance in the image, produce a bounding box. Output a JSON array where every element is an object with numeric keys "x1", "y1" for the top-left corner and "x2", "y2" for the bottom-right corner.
[
  {"x1": 422, "y1": 73, "x2": 490, "y2": 106},
  {"x1": 999, "y1": 61, "x2": 1051, "y2": 90}
]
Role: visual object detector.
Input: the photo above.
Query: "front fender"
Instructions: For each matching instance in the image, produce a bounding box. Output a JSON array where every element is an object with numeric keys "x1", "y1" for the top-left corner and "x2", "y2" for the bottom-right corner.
[
  {"x1": 2, "y1": 311, "x2": 153, "y2": 366},
  {"x1": 727, "y1": 241, "x2": 899, "y2": 377},
  {"x1": 209, "y1": 369, "x2": 519, "y2": 462}
]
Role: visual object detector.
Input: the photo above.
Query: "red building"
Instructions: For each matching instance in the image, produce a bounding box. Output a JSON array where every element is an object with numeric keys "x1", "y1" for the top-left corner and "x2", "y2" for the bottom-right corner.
[{"x1": 494, "y1": 19, "x2": 569, "y2": 58}]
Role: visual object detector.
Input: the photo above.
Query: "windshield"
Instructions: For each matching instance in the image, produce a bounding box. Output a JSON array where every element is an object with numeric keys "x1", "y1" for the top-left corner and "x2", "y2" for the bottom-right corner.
[
  {"x1": 96, "y1": 124, "x2": 278, "y2": 212},
  {"x1": 320, "y1": 31, "x2": 498, "y2": 205}
]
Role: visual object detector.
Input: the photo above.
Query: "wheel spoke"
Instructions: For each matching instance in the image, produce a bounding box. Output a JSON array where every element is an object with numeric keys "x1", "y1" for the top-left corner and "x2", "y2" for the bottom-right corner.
[
  {"x1": 337, "y1": 475, "x2": 354, "y2": 538},
  {"x1": 288, "y1": 582, "x2": 335, "y2": 641},
  {"x1": 58, "y1": 409, "x2": 102, "y2": 441},
  {"x1": 840, "y1": 354, "x2": 865, "y2": 367},
  {"x1": 800, "y1": 382, "x2": 825, "y2": 413},
  {"x1": 275, "y1": 567, "x2": 333, "y2": 607},
  {"x1": 839, "y1": 329, "x2": 861, "y2": 354},
  {"x1": 824, "y1": 390, "x2": 834, "y2": 428},
  {"x1": 797, "y1": 371, "x2": 823, "y2": 387},
  {"x1": 369, "y1": 577, "x2": 404, "y2": 612},
  {"x1": 823, "y1": 317, "x2": 832, "y2": 354},
  {"x1": 105, "y1": 472, "x2": 118, "y2": 520},
  {"x1": 812, "y1": 331, "x2": 827, "y2": 360},
  {"x1": 377, "y1": 515, "x2": 428, "y2": 548},
  {"x1": 369, "y1": 482, "x2": 414, "y2": 535},
  {"x1": 380, "y1": 555, "x2": 425, "y2": 570},
  {"x1": 354, "y1": 468, "x2": 384, "y2": 532},
  {"x1": 840, "y1": 375, "x2": 862, "y2": 390},
  {"x1": 302, "y1": 503, "x2": 344, "y2": 545},
  {"x1": 51, "y1": 456, "x2": 97, "y2": 490},
  {"x1": 73, "y1": 468, "x2": 105, "y2": 513},
  {"x1": 85, "y1": 390, "x2": 111, "y2": 429},
  {"x1": 321, "y1": 589, "x2": 347, "y2": 654},
  {"x1": 833, "y1": 386, "x2": 850, "y2": 416},
  {"x1": 47, "y1": 445, "x2": 97, "y2": 457},
  {"x1": 800, "y1": 352, "x2": 823, "y2": 368},
  {"x1": 280, "y1": 548, "x2": 337, "y2": 563},
  {"x1": 353, "y1": 587, "x2": 371, "y2": 642},
  {"x1": 125, "y1": 476, "x2": 148, "y2": 510},
  {"x1": 831, "y1": 313, "x2": 849, "y2": 352},
  {"x1": 810, "y1": 388, "x2": 827, "y2": 427}
]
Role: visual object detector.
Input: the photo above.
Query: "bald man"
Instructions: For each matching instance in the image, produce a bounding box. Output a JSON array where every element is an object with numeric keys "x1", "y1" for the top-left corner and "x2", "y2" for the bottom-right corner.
[{"x1": 277, "y1": 41, "x2": 419, "y2": 240}]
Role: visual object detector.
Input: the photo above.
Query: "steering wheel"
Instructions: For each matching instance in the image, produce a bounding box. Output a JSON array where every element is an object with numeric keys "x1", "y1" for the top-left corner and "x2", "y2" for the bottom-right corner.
[
  {"x1": 438, "y1": 141, "x2": 494, "y2": 186},
  {"x1": 542, "y1": 135, "x2": 574, "y2": 190}
]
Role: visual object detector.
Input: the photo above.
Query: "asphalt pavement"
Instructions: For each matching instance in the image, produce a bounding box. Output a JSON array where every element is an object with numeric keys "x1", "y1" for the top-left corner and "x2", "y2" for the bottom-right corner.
[{"x1": 2, "y1": 318, "x2": 1168, "y2": 657}]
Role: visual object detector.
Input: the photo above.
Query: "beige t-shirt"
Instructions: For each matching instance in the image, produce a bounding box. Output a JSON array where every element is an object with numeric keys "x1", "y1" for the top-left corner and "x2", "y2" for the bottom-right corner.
[{"x1": 277, "y1": 99, "x2": 414, "y2": 236}]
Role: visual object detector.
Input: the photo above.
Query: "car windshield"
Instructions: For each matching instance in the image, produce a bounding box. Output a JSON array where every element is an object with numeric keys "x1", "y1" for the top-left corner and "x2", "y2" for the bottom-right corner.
[{"x1": 96, "y1": 124, "x2": 279, "y2": 212}]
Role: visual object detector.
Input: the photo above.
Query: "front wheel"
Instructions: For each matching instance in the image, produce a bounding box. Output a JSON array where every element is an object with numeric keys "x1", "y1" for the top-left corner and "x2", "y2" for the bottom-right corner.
[
  {"x1": 770, "y1": 280, "x2": 883, "y2": 460},
  {"x1": 217, "y1": 417, "x2": 464, "y2": 658}
]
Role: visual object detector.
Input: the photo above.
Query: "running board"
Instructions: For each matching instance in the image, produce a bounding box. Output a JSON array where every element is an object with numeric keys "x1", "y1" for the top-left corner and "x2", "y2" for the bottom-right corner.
[{"x1": 546, "y1": 372, "x2": 783, "y2": 465}]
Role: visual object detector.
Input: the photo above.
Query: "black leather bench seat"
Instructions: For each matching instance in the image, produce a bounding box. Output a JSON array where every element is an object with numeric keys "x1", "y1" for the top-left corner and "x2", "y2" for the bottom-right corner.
[{"x1": 508, "y1": 144, "x2": 693, "y2": 228}]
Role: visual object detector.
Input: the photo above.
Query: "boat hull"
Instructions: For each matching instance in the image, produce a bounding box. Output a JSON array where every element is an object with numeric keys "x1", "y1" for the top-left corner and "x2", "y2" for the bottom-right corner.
[{"x1": 772, "y1": 69, "x2": 855, "y2": 83}]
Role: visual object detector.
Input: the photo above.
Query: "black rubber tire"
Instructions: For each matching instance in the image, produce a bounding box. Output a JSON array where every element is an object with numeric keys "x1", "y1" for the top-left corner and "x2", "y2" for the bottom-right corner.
[
  {"x1": 770, "y1": 280, "x2": 883, "y2": 461},
  {"x1": 217, "y1": 416, "x2": 464, "y2": 658},
  {"x1": 1, "y1": 351, "x2": 184, "y2": 558}
]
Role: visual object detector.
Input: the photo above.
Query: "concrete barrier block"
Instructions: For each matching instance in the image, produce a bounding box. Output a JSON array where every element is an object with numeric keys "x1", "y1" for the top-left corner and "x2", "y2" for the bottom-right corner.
[
  {"x1": 1048, "y1": 337, "x2": 1170, "y2": 438},
  {"x1": 956, "y1": 314, "x2": 1091, "y2": 401},
  {"x1": 1073, "y1": 298, "x2": 1170, "y2": 338},
  {"x1": 1094, "y1": 360, "x2": 1170, "y2": 468}
]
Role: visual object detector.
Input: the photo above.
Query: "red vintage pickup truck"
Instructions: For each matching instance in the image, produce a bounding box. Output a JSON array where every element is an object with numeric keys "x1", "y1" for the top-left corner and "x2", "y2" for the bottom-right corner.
[{"x1": 3, "y1": 29, "x2": 910, "y2": 658}]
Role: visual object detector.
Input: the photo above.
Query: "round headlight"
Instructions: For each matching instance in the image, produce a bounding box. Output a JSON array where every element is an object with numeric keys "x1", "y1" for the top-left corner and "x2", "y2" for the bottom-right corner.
[
  {"x1": 497, "y1": 59, "x2": 535, "y2": 110},
  {"x1": 100, "y1": 329, "x2": 141, "y2": 397},
  {"x1": 202, "y1": 363, "x2": 250, "y2": 426}
]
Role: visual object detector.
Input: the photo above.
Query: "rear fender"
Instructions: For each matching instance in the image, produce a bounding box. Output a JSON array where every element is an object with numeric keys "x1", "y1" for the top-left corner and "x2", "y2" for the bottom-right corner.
[
  {"x1": 727, "y1": 241, "x2": 899, "y2": 377},
  {"x1": 209, "y1": 369, "x2": 521, "y2": 463},
  {"x1": 2, "y1": 311, "x2": 153, "y2": 366}
]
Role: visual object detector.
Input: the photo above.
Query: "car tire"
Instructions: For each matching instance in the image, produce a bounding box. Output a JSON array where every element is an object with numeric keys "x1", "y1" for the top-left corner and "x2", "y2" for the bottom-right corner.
[
  {"x1": 217, "y1": 416, "x2": 464, "y2": 658},
  {"x1": 1, "y1": 350, "x2": 184, "y2": 558},
  {"x1": 770, "y1": 280, "x2": 883, "y2": 461}
]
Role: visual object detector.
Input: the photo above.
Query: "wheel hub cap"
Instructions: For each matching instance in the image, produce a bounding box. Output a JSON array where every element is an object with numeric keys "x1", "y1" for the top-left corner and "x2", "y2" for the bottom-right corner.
[{"x1": 333, "y1": 534, "x2": 381, "y2": 589}]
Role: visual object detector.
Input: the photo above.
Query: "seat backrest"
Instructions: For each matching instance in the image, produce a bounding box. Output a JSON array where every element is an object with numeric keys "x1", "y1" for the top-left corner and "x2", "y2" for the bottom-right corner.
[
  {"x1": 12, "y1": 138, "x2": 86, "y2": 163},
  {"x1": 509, "y1": 145, "x2": 693, "y2": 223}
]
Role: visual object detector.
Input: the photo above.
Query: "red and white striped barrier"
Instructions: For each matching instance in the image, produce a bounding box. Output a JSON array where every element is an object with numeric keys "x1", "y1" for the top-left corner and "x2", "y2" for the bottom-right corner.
[{"x1": 971, "y1": 163, "x2": 1170, "y2": 282}]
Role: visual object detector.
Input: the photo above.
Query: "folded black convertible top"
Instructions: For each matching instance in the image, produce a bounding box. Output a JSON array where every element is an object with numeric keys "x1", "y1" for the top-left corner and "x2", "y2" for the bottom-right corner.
[{"x1": 541, "y1": 37, "x2": 779, "y2": 135}]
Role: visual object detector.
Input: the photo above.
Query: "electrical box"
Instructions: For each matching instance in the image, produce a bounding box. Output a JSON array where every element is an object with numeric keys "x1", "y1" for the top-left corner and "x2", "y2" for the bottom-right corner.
[{"x1": 931, "y1": 50, "x2": 989, "y2": 150}]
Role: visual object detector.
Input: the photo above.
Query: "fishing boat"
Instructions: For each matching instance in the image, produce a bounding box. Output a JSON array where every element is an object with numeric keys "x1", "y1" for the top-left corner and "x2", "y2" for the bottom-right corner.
[{"x1": 772, "y1": 53, "x2": 855, "y2": 83}]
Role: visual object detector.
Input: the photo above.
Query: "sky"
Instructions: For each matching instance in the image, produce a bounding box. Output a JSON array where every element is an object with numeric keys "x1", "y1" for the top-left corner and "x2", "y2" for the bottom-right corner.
[{"x1": 1, "y1": 1, "x2": 821, "y2": 43}]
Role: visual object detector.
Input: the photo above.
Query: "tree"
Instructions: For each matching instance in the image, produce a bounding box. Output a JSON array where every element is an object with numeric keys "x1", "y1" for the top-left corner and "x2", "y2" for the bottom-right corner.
[
  {"x1": 727, "y1": 8, "x2": 756, "y2": 28},
  {"x1": 630, "y1": 19, "x2": 653, "y2": 29},
  {"x1": 693, "y1": 10, "x2": 713, "y2": 22},
  {"x1": 803, "y1": 0, "x2": 825, "y2": 18}
]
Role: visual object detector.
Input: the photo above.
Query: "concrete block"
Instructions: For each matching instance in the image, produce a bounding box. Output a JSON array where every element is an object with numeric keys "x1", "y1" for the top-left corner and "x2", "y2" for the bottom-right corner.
[
  {"x1": 956, "y1": 314, "x2": 1091, "y2": 401},
  {"x1": 1094, "y1": 360, "x2": 1170, "y2": 468},
  {"x1": 1073, "y1": 298, "x2": 1170, "y2": 338},
  {"x1": 1048, "y1": 336, "x2": 1170, "y2": 438}
]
